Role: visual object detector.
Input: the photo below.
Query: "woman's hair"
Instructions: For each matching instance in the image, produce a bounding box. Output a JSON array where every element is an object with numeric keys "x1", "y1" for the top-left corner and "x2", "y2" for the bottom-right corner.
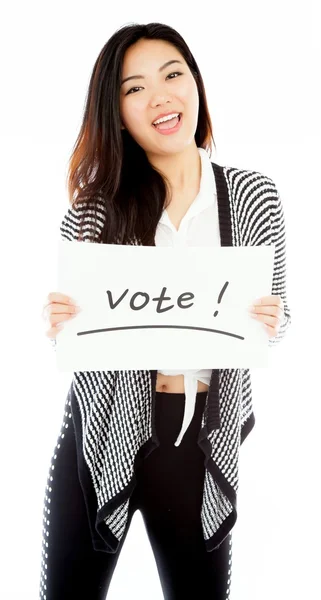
[{"x1": 66, "y1": 22, "x2": 216, "y2": 245}]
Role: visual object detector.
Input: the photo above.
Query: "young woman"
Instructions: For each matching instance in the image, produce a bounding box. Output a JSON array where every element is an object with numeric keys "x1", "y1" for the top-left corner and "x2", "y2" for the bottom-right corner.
[{"x1": 39, "y1": 22, "x2": 291, "y2": 600}]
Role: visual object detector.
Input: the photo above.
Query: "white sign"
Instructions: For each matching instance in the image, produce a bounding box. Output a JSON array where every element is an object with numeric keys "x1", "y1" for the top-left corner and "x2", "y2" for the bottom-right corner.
[{"x1": 55, "y1": 241, "x2": 275, "y2": 371}]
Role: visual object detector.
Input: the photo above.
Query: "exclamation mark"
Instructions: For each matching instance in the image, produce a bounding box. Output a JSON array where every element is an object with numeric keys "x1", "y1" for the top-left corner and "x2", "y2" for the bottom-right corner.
[{"x1": 213, "y1": 281, "x2": 229, "y2": 317}]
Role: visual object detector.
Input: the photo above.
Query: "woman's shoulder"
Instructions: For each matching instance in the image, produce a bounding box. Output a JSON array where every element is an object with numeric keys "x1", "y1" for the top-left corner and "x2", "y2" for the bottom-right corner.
[
  {"x1": 220, "y1": 161, "x2": 277, "y2": 186},
  {"x1": 60, "y1": 195, "x2": 106, "y2": 242},
  {"x1": 218, "y1": 162, "x2": 280, "y2": 207}
]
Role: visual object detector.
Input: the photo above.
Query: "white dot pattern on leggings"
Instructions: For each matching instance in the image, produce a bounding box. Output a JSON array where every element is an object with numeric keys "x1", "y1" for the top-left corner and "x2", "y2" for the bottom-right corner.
[
  {"x1": 225, "y1": 534, "x2": 233, "y2": 599},
  {"x1": 38, "y1": 397, "x2": 72, "y2": 599}
]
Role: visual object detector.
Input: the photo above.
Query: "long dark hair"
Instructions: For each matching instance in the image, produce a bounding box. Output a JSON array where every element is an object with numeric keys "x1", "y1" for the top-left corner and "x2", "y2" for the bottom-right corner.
[{"x1": 66, "y1": 22, "x2": 216, "y2": 245}]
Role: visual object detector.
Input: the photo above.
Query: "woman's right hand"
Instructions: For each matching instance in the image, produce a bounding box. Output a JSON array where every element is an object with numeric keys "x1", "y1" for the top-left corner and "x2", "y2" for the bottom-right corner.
[{"x1": 42, "y1": 293, "x2": 81, "y2": 340}]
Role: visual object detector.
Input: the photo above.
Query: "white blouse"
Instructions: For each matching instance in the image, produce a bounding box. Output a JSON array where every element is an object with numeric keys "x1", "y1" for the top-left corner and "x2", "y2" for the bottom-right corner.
[{"x1": 155, "y1": 147, "x2": 221, "y2": 446}]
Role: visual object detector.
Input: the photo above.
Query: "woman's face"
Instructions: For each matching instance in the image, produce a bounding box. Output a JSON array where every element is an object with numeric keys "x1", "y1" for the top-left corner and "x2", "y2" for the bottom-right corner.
[{"x1": 119, "y1": 38, "x2": 199, "y2": 157}]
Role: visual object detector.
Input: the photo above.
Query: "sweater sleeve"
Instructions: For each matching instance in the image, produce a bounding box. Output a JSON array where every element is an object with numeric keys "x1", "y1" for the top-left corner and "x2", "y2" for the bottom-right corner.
[{"x1": 266, "y1": 183, "x2": 292, "y2": 347}]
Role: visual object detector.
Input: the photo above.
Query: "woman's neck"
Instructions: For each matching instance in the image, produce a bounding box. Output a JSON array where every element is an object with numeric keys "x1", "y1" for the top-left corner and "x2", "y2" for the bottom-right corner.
[{"x1": 147, "y1": 143, "x2": 201, "y2": 194}]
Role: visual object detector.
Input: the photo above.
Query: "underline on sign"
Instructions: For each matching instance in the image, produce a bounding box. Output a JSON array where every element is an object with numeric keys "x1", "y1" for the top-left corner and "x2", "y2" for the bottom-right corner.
[{"x1": 76, "y1": 325, "x2": 244, "y2": 340}]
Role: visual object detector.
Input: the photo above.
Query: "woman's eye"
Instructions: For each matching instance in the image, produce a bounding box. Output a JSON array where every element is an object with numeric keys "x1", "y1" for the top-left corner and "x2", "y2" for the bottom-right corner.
[
  {"x1": 126, "y1": 71, "x2": 182, "y2": 95},
  {"x1": 166, "y1": 71, "x2": 182, "y2": 81}
]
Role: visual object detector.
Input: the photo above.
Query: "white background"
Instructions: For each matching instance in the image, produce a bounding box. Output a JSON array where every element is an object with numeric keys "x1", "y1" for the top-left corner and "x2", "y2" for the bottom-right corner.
[{"x1": 1, "y1": 1, "x2": 320, "y2": 598}]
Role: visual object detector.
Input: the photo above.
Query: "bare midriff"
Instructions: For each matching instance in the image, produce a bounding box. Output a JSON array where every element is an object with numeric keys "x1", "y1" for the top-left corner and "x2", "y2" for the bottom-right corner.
[{"x1": 156, "y1": 372, "x2": 209, "y2": 394}]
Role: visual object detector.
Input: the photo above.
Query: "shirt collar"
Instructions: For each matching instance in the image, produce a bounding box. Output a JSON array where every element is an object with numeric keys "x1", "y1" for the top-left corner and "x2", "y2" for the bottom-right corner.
[{"x1": 158, "y1": 147, "x2": 217, "y2": 227}]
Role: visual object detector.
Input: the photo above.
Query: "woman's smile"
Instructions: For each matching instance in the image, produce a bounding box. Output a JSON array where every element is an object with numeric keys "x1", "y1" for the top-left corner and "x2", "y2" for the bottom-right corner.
[{"x1": 152, "y1": 113, "x2": 183, "y2": 135}]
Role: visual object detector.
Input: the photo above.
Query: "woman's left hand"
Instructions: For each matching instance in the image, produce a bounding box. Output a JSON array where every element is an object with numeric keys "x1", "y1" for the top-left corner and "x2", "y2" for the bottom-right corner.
[{"x1": 249, "y1": 295, "x2": 284, "y2": 338}]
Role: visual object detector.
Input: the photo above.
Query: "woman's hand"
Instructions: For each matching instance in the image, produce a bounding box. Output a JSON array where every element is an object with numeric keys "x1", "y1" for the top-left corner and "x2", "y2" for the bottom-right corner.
[
  {"x1": 42, "y1": 293, "x2": 81, "y2": 340},
  {"x1": 249, "y1": 295, "x2": 284, "y2": 338}
]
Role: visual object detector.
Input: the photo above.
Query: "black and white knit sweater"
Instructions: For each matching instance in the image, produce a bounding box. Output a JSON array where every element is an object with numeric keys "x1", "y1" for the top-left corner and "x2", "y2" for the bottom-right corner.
[{"x1": 57, "y1": 159, "x2": 291, "y2": 553}]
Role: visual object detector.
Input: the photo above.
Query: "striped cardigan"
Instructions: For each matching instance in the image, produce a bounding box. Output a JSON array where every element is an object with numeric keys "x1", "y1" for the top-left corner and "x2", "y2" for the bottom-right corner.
[{"x1": 58, "y1": 160, "x2": 291, "y2": 553}]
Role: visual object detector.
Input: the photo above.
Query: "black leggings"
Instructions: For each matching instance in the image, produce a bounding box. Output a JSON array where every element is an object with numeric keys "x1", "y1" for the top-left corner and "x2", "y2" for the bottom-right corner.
[{"x1": 39, "y1": 390, "x2": 232, "y2": 599}]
